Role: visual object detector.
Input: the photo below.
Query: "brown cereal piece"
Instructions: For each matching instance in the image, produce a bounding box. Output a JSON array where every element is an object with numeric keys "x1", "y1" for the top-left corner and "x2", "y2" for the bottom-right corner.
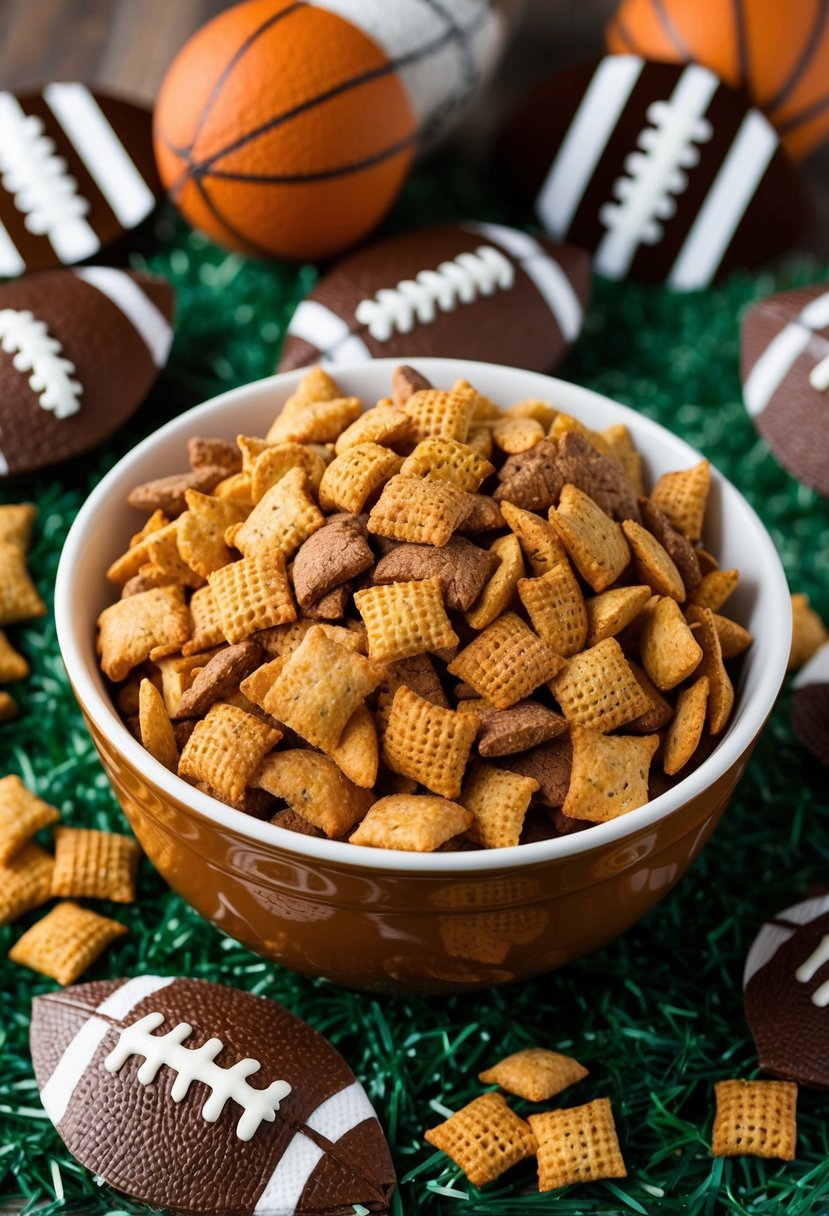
[
  {"x1": 96, "y1": 586, "x2": 190, "y2": 682},
  {"x1": 507, "y1": 398, "x2": 557, "y2": 429},
  {"x1": 127, "y1": 466, "x2": 226, "y2": 517},
  {"x1": 549, "y1": 485, "x2": 631, "y2": 592},
  {"x1": 518, "y1": 564, "x2": 588, "y2": 657},
  {"x1": 0, "y1": 503, "x2": 36, "y2": 549},
  {"x1": 696, "y1": 548, "x2": 719, "y2": 576},
  {"x1": 402, "y1": 387, "x2": 475, "y2": 443},
  {"x1": 695, "y1": 607, "x2": 735, "y2": 735},
  {"x1": 251, "y1": 442, "x2": 328, "y2": 502},
  {"x1": 466, "y1": 425, "x2": 494, "y2": 460},
  {"x1": 622, "y1": 519, "x2": 686, "y2": 601},
  {"x1": 209, "y1": 550, "x2": 296, "y2": 644},
  {"x1": 187, "y1": 436, "x2": 242, "y2": 476},
  {"x1": 176, "y1": 640, "x2": 265, "y2": 718},
  {"x1": 271, "y1": 808, "x2": 325, "y2": 838},
  {"x1": 788, "y1": 593, "x2": 828, "y2": 669},
  {"x1": 637, "y1": 496, "x2": 702, "y2": 593},
  {"x1": 479, "y1": 1048, "x2": 589, "y2": 1102},
  {"x1": 664, "y1": 676, "x2": 710, "y2": 775},
  {"x1": 373, "y1": 536, "x2": 497, "y2": 613},
  {"x1": 381, "y1": 686, "x2": 478, "y2": 798},
  {"x1": 640, "y1": 596, "x2": 703, "y2": 691},
  {"x1": 179, "y1": 702, "x2": 281, "y2": 803},
  {"x1": 461, "y1": 760, "x2": 539, "y2": 848},
  {"x1": 0, "y1": 776, "x2": 60, "y2": 864},
  {"x1": 231, "y1": 467, "x2": 324, "y2": 559},
  {"x1": 120, "y1": 571, "x2": 179, "y2": 599},
  {"x1": 255, "y1": 750, "x2": 373, "y2": 837},
  {"x1": 335, "y1": 404, "x2": 414, "y2": 454},
  {"x1": 349, "y1": 792, "x2": 471, "y2": 851},
  {"x1": 494, "y1": 439, "x2": 563, "y2": 511},
  {"x1": 585, "y1": 585, "x2": 652, "y2": 647},
  {"x1": 0, "y1": 842, "x2": 54, "y2": 926},
  {"x1": 551, "y1": 638, "x2": 650, "y2": 732},
  {"x1": 177, "y1": 491, "x2": 247, "y2": 578},
  {"x1": 711, "y1": 1080, "x2": 797, "y2": 1161},
  {"x1": 554, "y1": 430, "x2": 640, "y2": 522},
  {"x1": 155, "y1": 651, "x2": 219, "y2": 717},
  {"x1": 138, "y1": 678, "x2": 179, "y2": 770},
  {"x1": 651, "y1": 459, "x2": 711, "y2": 542},
  {"x1": 563, "y1": 727, "x2": 658, "y2": 822},
  {"x1": 0, "y1": 543, "x2": 46, "y2": 625},
  {"x1": 476, "y1": 701, "x2": 567, "y2": 757},
  {"x1": 50, "y1": 827, "x2": 140, "y2": 903},
  {"x1": 173, "y1": 719, "x2": 197, "y2": 751},
  {"x1": 8, "y1": 901, "x2": 127, "y2": 985},
  {"x1": 502, "y1": 736, "x2": 573, "y2": 807},
  {"x1": 549, "y1": 412, "x2": 615, "y2": 460},
  {"x1": 0, "y1": 630, "x2": 28, "y2": 682},
  {"x1": 375, "y1": 653, "x2": 449, "y2": 736},
  {"x1": 689, "y1": 568, "x2": 740, "y2": 612},
  {"x1": 603, "y1": 423, "x2": 645, "y2": 494},
  {"x1": 266, "y1": 396, "x2": 362, "y2": 444},
  {"x1": 459, "y1": 494, "x2": 505, "y2": 533},
  {"x1": 391, "y1": 363, "x2": 431, "y2": 407},
  {"x1": 686, "y1": 606, "x2": 753, "y2": 660},
  {"x1": 367, "y1": 473, "x2": 470, "y2": 547},
  {"x1": 626, "y1": 660, "x2": 674, "y2": 732},
  {"x1": 450, "y1": 613, "x2": 565, "y2": 710},
  {"x1": 500, "y1": 500, "x2": 567, "y2": 574},
  {"x1": 183, "y1": 585, "x2": 225, "y2": 656},
  {"x1": 300, "y1": 583, "x2": 350, "y2": 620},
  {"x1": 492, "y1": 415, "x2": 544, "y2": 454},
  {"x1": 530, "y1": 1098, "x2": 627, "y2": 1191},
  {"x1": 424, "y1": 1093, "x2": 537, "y2": 1187},
  {"x1": 292, "y1": 514, "x2": 374, "y2": 611},
  {"x1": 256, "y1": 619, "x2": 365, "y2": 658},
  {"x1": 193, "y1": 778, "x2": 277, "y2": 818},
  {"x1": 400, "y1": 436, "x2": 493, "y2": 490},
  {"x1": 328, "y1": 704, "x2": 378, "y2": 788},
  {"x1": 354, "y1": 577, "x2": 457, "y2": 663},
  {"x1": 318, "y1": 442, "x2": 403, "y2": 514},
  {"x1": 141, "y1": 521, "x2": 204, "y2": 590},
  {"x1": 465, "y1": 534, "x2": 524, "y2": 630}
]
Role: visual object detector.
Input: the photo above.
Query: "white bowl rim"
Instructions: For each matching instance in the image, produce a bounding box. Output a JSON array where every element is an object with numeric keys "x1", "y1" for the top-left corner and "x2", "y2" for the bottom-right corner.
[{"x1": 56, "y1": 358, "x2": 792, "y2": 875}]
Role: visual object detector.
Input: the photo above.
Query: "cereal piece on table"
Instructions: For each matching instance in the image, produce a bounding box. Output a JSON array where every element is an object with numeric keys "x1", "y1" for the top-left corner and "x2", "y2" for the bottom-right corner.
[
  {"x1": 788, "y1": 593, "x2": 828, "y2": 670},
  {"x1": 518, "y1": 563, "x2": 588, "y2": 657},
  {"x1": 0, "y1": 503, "x2": 36, "y2": 549},
  {"x1": 293, "y1": 515, "x2": 374, "y2": 612},
  {"x1": 549, "y1": 485, "x2": 631, "y2": 592},
  {"x1": 318, "y1": 443, "x2": 403, "y2": 514},
  {"x1": 368, "y1": 473, "x2": 470, "y2": 547},
  {"x1": 0, "y1": 775, "x2": 60, "y2": 863},
  {"x1": 459, "y1": 494, "x2": 504, "y2": 533},
  {"x1": 391, "y1": 363, "x2": 431, "y2": 407},
  {"x1": 382, "y1": 686, "x2": 478, "y2": 799},
  {"x1": 640, "y1": 597, "x2": 703, "y2": 691},
  {"x1": 8, "y1": 901, "x2": 127, "y2": 985},
  {"x1": 507, "y1": 398, "x2": 557, "y2": 429},
  {"x1": 0, "y1": 630, "x2": 28, "y2": 682},
  {"x1": 187, "y1": 436, "x2": 242, "y2": 476},
  {"x1": 494, "y1": 440, "x2": 563, "y2": 511},
  {"x1": 464, "y1": 534, "x2": 524, "y2": 631},
  {"x1": 603, "y1": 423, "x2": 644, "y2": 494},
  {"x1": 0, "y1": 692, "x2": 18, "y2": 722},
  {"x1": 502, "y1": 736, "x2": 573, "y2": 808},
  {"x1": 424, "y1": 1092, "x2": 537, "y2": 1187},
  {"x1": 551, "y1": 638, "x2": 650, "y2": 732},
  {"x1": 686, "y1": 606, "x2": 753, "y2": 660},
  {"x1": 179, "y1": 702, "x2": 281, "y2": 803},
  {"x1": 138, "y1": 679, "x2": 179, "y2": 771},
  {"x1": 374, "y1": 536, "x2": 498, "y2": 613},
  {"x1": 530, "y1": 1098, "x2": 627, "y2": 1191},
  {"x1": 175, "y1": 640, "x2": 264, "y2": 718},
  {"x1": 251, "y1": 442, "x2": 328, "y2": 501},
  {"x1": 626, "y1": 661, "x2": 674, "y2": 732},
  {"x1": 479, "y1": 1047, "x2": 588, "y2": 1101},
  {"x1": 51, "y1": 827, "x2": 141, "y2": 903},
  {"x1": 461, "y1": 760, "x2": 539, "y2": 848},
  {"x1": 664, "y1": 676, "x2": 710, "y2": 775},
  {"x1": 554, "y1": 430, "x2": 640, "y2": 522},
  {"x1": 492, "y1": 415, "x2": 544, "y2": 454},
  {"x1": 0, "y1": 842, "x2": 54, "y2": 926},
  {"x1": 562, "y1": 728, "x2": 658, "y2": 822},
  {"x1": 0, "y1": 542, "x2": 46, "y2": 625},
  {"x1": 711, "y1": 1080, "x2": 797, "y2": 1160},
  {"x1": 266, "y1": 396, "x2": 362, "y2": 444},
  {"x1": 208, "y1": 550, "x2": 296, "y2": 644},
  {"x1": 126, "y1": 466, "x2": 227, "y2": 517},
  {"x1": 328, "y1": 704, "x2": 378, "y2": 788},
  {"x1": 637, "y1": 496, "x2": 702, "y2": 593},
  {"x1": 500, "y1": 500, "x2": 567, "y2": 574},
  {"x1": 255, "y1": 751, "x2": 373, "y2": 838},
  {"x1": 400, "y1": 436, "x2": 493, "y2": 491},
  {"x1": 549, "y1": 412, "x2": 615, "y2": 460},
  {"x1": 354, "y1": 577, "x2": 458, "y2": 663},
  {"x1": 177, "y1": 491, "x2": 247, "y2": 577},
  {"x1": 230, "y1": 467, "x2": 324, "y2": 559},
  {"x1": 696, "y1": 607, "x2": 735, "y2": 735},
  {"x1": 651, "y1": 459, "x2": 711, "y2": 542},
  {"x1": 402, "y1": 387, "x2": 475, "y2": 443},
  {"x1": 449, "y1": 613, "x2": 565, "y2": 710},
  {"x1": 476, "y1": 701, "x2": 567, "y2": 757},
  {"x1": 586, "y1": 585, "x2": 652, "y2": 647},
  {"x1": 96, "y1": 585, "x2": 190, "y2": 682},
  {"x1": 622, "y1": 519, "x2": 686, "y2": 601},
  {"x1": 335, "y1": 403, "x2": 414, "y2": 453}
]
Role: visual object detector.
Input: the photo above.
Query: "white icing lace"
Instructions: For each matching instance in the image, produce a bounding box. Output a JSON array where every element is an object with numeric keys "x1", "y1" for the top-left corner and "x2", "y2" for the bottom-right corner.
[
  {"x1": 809, "y1": 351, "x2": 829, "y2": 392},
  {"x1": 104, "y1": 1012, "x2": 292, "y2": 1141},
  {"x1": 0, "y1": 308, "x2": 82, "y2": 419},
  {"x1": 0, "y1": 96, "x2": 90, "y2": 237},
  {"x1": 354, "y1": 244, "x2": 515, "y2": 341}
]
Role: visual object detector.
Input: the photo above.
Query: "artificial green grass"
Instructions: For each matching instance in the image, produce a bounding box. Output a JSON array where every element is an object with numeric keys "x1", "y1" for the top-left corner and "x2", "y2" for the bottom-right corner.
[{"x1": 1, "y1": 154, "x2": 828, "y2": 1215}]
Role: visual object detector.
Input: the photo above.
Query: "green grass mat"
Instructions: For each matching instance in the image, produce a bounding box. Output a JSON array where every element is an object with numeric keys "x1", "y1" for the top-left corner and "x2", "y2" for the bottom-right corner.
[{"x1": 1, "y1": 155, "x2": 828, "y2": 1216}]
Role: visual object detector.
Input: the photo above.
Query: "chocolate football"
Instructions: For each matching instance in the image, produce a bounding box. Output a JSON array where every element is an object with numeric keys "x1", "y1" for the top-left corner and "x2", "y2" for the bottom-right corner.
[
  {"x1": 495, "y1": 56, "x2": 810, "y2": 288},
  {"x1": 741, "y1": 285, "x2": 829, "y2": 498},
  {"x1": 743, "y1": 896, "x2": 829, "y2": 1090},
  {"x1": 0, "y1": 84, "x2": 160, "y2": 275},
  {"x1": 31, "y1": 976, "x2": 395, "y2": 1215},
  {"x1": 0, "y1": 267, "x2": 174, "y2": 477},
  {"x1": 277, "y1": 221, "x2": 590, "y2": 374},
  {"x1": 791, "y1": 642, "x2": 829, "y2": 765}
]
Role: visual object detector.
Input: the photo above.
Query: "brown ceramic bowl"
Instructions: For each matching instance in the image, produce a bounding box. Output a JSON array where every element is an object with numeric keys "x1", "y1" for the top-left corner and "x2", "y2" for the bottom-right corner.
[{"x1": 55, "y1": 359, "x2": 791, "y2": 994}]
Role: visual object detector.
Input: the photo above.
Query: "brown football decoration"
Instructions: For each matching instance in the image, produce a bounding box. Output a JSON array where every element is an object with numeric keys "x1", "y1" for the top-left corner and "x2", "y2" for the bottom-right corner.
[{"x1": 791, "y1": 642, "x2": 829, "y2": 765}]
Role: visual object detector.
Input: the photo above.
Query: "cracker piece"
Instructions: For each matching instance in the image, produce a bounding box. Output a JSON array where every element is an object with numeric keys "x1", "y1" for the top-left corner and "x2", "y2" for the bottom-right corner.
[
  {"x1": 375, "y1": 653, "x2": 449, "y2": 736},
  {"x1": 381, "y1": 686, "x2": 478, "y2": 798},
  {"x1": 279, "y1": 367, "x2": 342, "y2": 417},
  {"x1": 501, "y1": 737, "x2": 573, "y2": 807},
  {"x1": 303, "y1": 584, "x2": 350, "y2": 620},
  {"x1": 664, "y1": 676, "x2": 710, "y2": 775},
  {"x1": 551, "y1": 638, "x2": 650, "y2": 732},
  {"x1": 155, "y1": 651, "x2": 219, "y2": 717},
  {"x1": 328, "y1": 703, "x2": 378, "y2": 788},
  {"x1": 354, "y1": 577, "x2": 457, "y2": 663},
  {"x1": 459, "y1": 494, "x2": 504, "y2": 533},
  {"x1": 106, "y1": 519, "x2": 174, "y2": 585},
  {"x1": 368, "y1": 473, "x2": 470, "y2": 547},
  {"x1": 788, "y1": 593, "x2": 828, "y2": 669},
  {"x1": 695, "y1": 607, "x2": 735, "y2": 735},
  {"x1": 476, "y1": 701, "x2": 567, "y2": 757},
  {"x1": 626, "y1": 660, "x2": 674, "y2": 732},
  {"x1": 142, "y1": 520, "x2": 205, "y2": 589},
  {"x1": 549, "y1": 412, "x2": 615, "y2": 460},
  {"x1": 213, "y1": 471, "x2": 253, "y2": 508},
  {"x1": 179, "y1": 702, "x2": 281, "y2": 802},
  {"x1": 238, "y1": 656, "x2": 285, "y2": 708},
  {"x1": 0, "y1": 842, "x2": 54, "y2": 926},
  {"x1": 622, "y1": 519, "x2": 686, "y2": 601},
  {"x1": 686, "y1": 606, "x2": 753, "y2": 660},
  {"x1": 0, "y1": 503, "x2": 36, "y2": 550},
  {"x1": 251, "y1": 442, "x2": 328, "y2": 502},
  {"x1": 696, "y1": 548, "x2": 719, "y2": 575},
  {"x1": 176, "y1": 640, "x2": 265, "y2": 718},
  {"x1": 349, "y1": 792, "x2": 471, "y2": 851},
  {"x1": 518, "y1": 564, "x2": 588, "y2": 657},
  {"x1": 400, "y1": 436, "x2": 493, "y2": 490},
  {"x1": 500, "y1": 500, "x2": 567, "y2": 574},
  {"x1": 711, "y1": 1080, "x2": 797, "y2": 1161},
  {"x1": 530, "y1": 1098, "x2": 627, "y2": 1191},
  {"x1": 479, "y1": 1047, "x2": 588, "y2": 1101},
  {"x1": 424, "y1": 1092, "x2": 537, "y2": 1187},
  {"x1": 562, "y1": 727, "x2": 658, "y2": 822},
  {"x1": 271, "y1": 808, "x2": 325, "y2": 838},
  {"x1": 96, "y1": 585, "x2": 189, "y2": 682},
  {"x1": 127, "y1": 466, "x2": 226, "y2": 517},
  {"x1": 494, "y1": 439, "x2": 563, "y2": 511},
  {"x1": 391, "y1": 364, "x2": 431, "y2": 407},
  {"x1": 231, "y1": 467, "x2": 324, "y2": 559},
  {"x1": 266, "y1": 396, "x2": 362, "y2": 444},
  {"x1": 640, "y1": 597, "x2": 703, "y2": 691},
  {"x1": 0, "y1": 542, "x2": 46, "y2": 625},
  {"x1": 178, "y1": 491, "x2": 247, "y2": 577},
  {"x1": 507, "y1": 398, "x2": 557, "y2": 429},
  {"x1": 492, "y1": 416, "x2": 544, "y2": 454},
  {"x1": 450, "y1": 613, "x2": 565, "y2": 710},
  {"x1": 689, "y1": 568, "x2": 740, "y2": 612},
  {"x1": 554, "y1": 430, "x2": 640, "y2": 522},
  {"x1": 120, "y1": 571, "x2": 179, "y2": 599},
  {"x1": 602, "y1": 423, "x2": 645, "y2": 494},
  {"x1": 453, "y1": 378, "x2": 501, "y2": 421},
  {"x1": 50, "y1": 827, "x2": 140, "y2": 903},
  {"x1": 236, "y1": 435, "x2": 271, "y2": 473},
  {"x1": 651, "y1": 459, "x2": 711, "y2": 542},
  {"x1": 208, "y1": 550, "x2": 296, "y2": 644},
  {"x1": 586, "y1": 585, "x2": 652, "y2": 647},
  {"x1": 461, "y1": 760, "x2": 539, "y2": 848},
  {"x1": 183, "y1": 585, "x2": 225, "y2": 656},
  {"x1": 187, "y1": 436, "x2": 241, "y2": 476},
  {"x1": 0, "y1": 776, "x2": 58, "y2": 863},
  {"x1": 129, "y1": 509, "x2": 170, "y2": 549},
  {"x1": 255, "y1": 750, "x2": 373, "y2": 837},
  {"x1": 465, "y1": 534, "x2": 524, "y2": 631},
  {"x1": 549, "y1": 485, "x2": 630, "y2": 592},
  {"x1": 373, "y1": 536, "x2": 497, "y2": 613},
  {"x1": 319, "y1": 443, "x2": 403, "y2": 514},
  {"x1": 255, "y1": 619, "x2": 365, "y2": 658},
  {"x1": 466, "y1": 425, "x2": 494, "y2": 460},
  {"x1": 139, "y1": 678, "x2": 179, "y2": 771},
  {"x1": 402, "y1": 387, "x2": 475, "y2": 443},
  {"x1": 0, "y1": 630, "x2": 28, "y2": 682},
  {"x1": 335, "y1": 403, "x2": 414, "y2": 453},
  {"x1": 8, "y1": 901, "x2": 127, "y2": 985},
  {"x1": 637, "y1": 496, "x2": 701, "y2": 593}
]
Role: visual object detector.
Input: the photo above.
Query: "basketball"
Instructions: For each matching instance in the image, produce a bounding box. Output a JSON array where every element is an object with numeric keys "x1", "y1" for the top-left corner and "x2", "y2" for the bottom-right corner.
[{"x1": 606, "y1": 0, "x2": 829, "y2": 161}]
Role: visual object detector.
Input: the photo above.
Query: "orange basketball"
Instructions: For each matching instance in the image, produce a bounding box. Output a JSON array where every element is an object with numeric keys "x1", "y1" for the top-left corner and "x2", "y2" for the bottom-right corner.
[
  {"x1": 153, "y1": 0, "x2": 417, "y2": 261},
  {"x1": 606, "y1": 0, "x2": 829, "y2": 161}
]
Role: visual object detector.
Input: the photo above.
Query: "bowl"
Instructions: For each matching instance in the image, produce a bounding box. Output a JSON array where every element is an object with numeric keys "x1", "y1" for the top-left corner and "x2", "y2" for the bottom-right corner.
[{"x1": 55, "y1": 358, "x2": 791, "y2": 994}]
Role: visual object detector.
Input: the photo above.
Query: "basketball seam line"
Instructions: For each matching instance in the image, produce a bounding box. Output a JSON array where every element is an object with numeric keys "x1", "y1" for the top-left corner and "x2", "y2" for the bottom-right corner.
[
  {"x1": 191, "y1": 175, "x2": 280, "y2": 259},
  {"x1": 777, "y1": 87, "x2": 829, "y2": 133},
  {"x1": 733, "y1": 0, "x2": 750, "y2": 93},
  {"x1": 203, "y1": 131, "x2": 417, "y2": 185},
  {"x1": 609, "y1": 15, "x2": 640, "y2": 53},
  {"x1": 763, "y1": 0, "x2": 829, "y2": 117},
  {"x1": 652, "y1": 0, "x2": 694, "y2": 60}
]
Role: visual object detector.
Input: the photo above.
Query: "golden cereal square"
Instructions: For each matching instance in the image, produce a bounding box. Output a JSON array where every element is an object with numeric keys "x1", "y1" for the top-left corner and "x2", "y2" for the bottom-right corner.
[
  {"x1": 179, "y1": 702, "x2": 281, "y2": 803},
  {"x1": 479, "y1": 1047, "x2": 589, "y2": 1102},
  {"x1": 450, "y1": 613, "x2": 565, "y2": 710},
  {"x1": 0, "y1": 842, "x2": 54, "y2": 926},
  {"x1": 178, "y1": 490, "x2": 247, "y2": 577},
  {"x1": 551, "y1": 638, "x2": 651, "y2": 732},
  {"x1": 465, "y1": 534, "x2": 525, "y2": 631},
  {"x1": 712, "y1": 1080, "x2": 797, "y2": 1161},
  {"x1": 266, "y1": 395, "x2": 362, "y2": 444},
  {"x1": 500, "y1": 501, "x2": 567, "y2": 575},
  {"x1": 400, "y1": 436, "x2": 493, "y2": 491},
  {"x1": 549, "y1": 485, "x2": 630, "y2": 592},
  {"x1": 585, "y1": 586, "x2": 652, "y2": 648},
  {"x1": 349, "y1": 793, "x2": 472, "y2": 851},
  {"x1": 640, "y1": 597, "x2": 703, "y2": 692},
  {"x1": 492, "y1": 415, "x2": 545, "y2": 454},
  {"x1": 231, "y1": 467, "x2": 324, "y2": 559},
  {"x1": 96, "y1": 585, "x2": 190, "y2": 682},
  {"x1": 562, "y1": 727, "x2": 658, "y2": 823},
  {"x1": 368, "y1": 474, "x2": 471, "y2": 547},
  {"x1": 529, "y1": 1098, "x2": 627, "y2": 1191},
  {"x1": 139, "y1": 678, "x2": 179, "y2": 771},
  {"x1": 0, "y1": 542, "x2": 46, "y2": 626},
  {"x1": 461, "y1": 760, "x2": 539, "y2": 849},
  {"x1": 8, "y1": 901, "x2": 127, "y2": 985},
  {"x1": 381, "y1": 685, "x2": 478, "y2": 799},
  {"x1": 622, "y1": 519, "x2": 685, "y2": 601},
  {"x1": 183, "y1": 585, "x2": 226, "y2": 655},
  {"x1": 319, "y1": 443, "x2": 403, "y2": 514},
  {"x1": 0, "y1": 775, "x2": 60, "y2": 864},
  {"x1": 663, "y1": 676, "x2": 709, "y2": 775},
  {"x1": 0, "y1": 503, "x2": 36, "y2": 549},
  {"x1": 651, "y1": 459, "x2": 710, "y2": 542},
  {"x1": 696, "y1": 606, "x2": 735, "y2": 735},
  {"x1": 328, "y1": 704, "x2": 378, "y2": 788},
  {"x1": 208, "y1": 550, "x2": 296, "y2": 644},
  {"x1": 51, "y1": 827, "x2": 141, "y2": 903},
  {"x1": 354, "y1": 577, "x2": 458, "y2": 663},
  {"x1": 518, "y1": 564, "x2": 587, "y2": 657},
  {"x1": 0, "y1": 629, "x2": 29, "y2": 682},
  {"x1": 425, "y1": 1092, "x2": 537, "y2": 1187},
  {"x1": 402, "y1": 388, "x2": 475, "y2": 443},
  {"x1": 334, "y1": 404, "x2": 414, "y2": 454},
  {"x1": 251, "y1": 442, "x2": 328, "y2": 502}
]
